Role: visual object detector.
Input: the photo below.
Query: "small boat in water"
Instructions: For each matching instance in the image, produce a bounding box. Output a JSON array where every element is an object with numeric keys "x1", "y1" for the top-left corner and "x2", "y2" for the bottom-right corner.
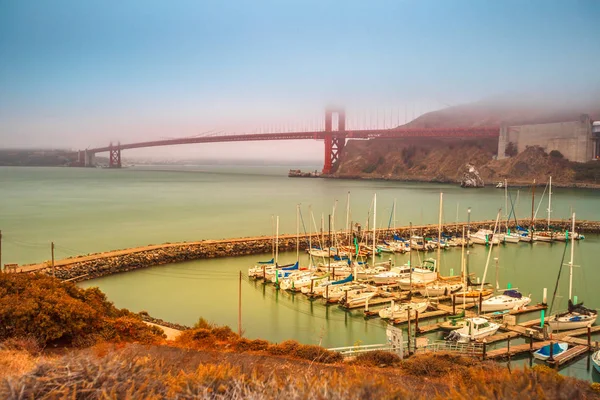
[
  {"x1": 533, "y1": 343, "x2": 568, "y2": 361},
  {"x1": 592, "y1": 350, "x2": 600, "y2": 374}
]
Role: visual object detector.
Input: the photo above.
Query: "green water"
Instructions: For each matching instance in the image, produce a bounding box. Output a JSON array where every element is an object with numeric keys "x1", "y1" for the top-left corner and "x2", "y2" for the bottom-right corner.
[{"x1": 2, "y1": 165, "x2": 600, "y2": 381}]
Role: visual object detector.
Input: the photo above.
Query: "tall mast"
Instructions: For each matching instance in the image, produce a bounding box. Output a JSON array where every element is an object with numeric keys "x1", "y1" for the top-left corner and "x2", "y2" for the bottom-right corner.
[
  {"x1": 436, "y1": 192, "x2": 443, "y2": 274},
  {"x1": 504, "y1": 179, "x2": 508, "y2": 232},
  {"x1": 547, "y1": 176, "x2": 552, "y2": 230},
  {"x1": 480, "y1": 209, "x2": 501, "y2": 293},
  {"x1": 271, "y1": 215, "x2": 275, "y2": 260},
  {"x1": 530, "y1": 179, "x2": 536, "y2": 236},
  {"x1": 308, "y1": 206, "x2": 313, "y2": 267},
  {"x1": 275, "y1": 216, "x2": 279, "y2": 265},
  {"x1": 569, "y1": 212, "x2": 575, "y2": 301},
  {"x1": 461, "y1": 226, "x2": 466, "y2": 308},
  {"x1": 345, "y1": 192, "x2": 351, "y2": 244},
  {"x1": 393, "y1": 198, "x2": 397, "y2": 230},
  {"x1": 372, "y1": 193, "x2": 377, "y2": 268},
  {"x1": 296, "y1": 204, "x2": 300, "y2": 263}
]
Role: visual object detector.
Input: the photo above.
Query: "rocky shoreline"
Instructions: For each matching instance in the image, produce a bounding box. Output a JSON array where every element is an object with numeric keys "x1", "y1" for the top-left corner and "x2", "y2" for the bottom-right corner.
[{"x1": 26, "y1": 219, "x2": 600, "y2": 283}]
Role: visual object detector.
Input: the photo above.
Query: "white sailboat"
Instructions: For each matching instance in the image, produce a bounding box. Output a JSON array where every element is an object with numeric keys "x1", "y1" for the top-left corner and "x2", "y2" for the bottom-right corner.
[{"x1": 546, "y1": 213, "x2": 597, "y2": 331}]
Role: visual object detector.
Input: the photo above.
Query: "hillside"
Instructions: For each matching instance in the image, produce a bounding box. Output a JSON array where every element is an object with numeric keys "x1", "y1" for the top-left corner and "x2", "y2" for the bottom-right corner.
[{"x1": 333, "y1": 97, "x2": 600, "y2": 187}]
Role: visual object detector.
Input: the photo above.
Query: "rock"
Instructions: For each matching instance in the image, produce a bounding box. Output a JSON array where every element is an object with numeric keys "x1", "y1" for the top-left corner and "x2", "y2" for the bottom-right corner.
[{"x1": 460, "y1": 163, "x2": 485, "y2": 188}]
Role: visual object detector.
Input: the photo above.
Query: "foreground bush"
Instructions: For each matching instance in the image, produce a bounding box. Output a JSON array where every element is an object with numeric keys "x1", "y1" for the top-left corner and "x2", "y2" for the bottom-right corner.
[
  {"x1": 175, "y1": 323, "x2": 342, "y2": 364},
  {"x1": 352, "y1": 350, "x2": 401, "y2": 367},
  {"x1": 0, "y1": 274, "x2": 164, "y2": 347}
]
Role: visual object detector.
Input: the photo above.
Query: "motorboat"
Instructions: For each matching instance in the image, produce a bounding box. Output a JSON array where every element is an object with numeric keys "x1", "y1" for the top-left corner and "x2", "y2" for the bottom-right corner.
[
  {"x1": 372, "y1": 265, "x2": 411, "y2": 285},
  {"x1": 378, "y1": 300, "x2": 429, "y2": 319},
  {"x1": 481, "y1": 289, "x2": 531, "y2": 313},
  {"x1": 446, "y1": 317, "x2": 500, "y2": 342},
  {"x1": 418, "y1": 281, "x2": 463, "y2": 298},
  {"x1": 397, "y1": 259, "x2": 438, "y2": 290}
]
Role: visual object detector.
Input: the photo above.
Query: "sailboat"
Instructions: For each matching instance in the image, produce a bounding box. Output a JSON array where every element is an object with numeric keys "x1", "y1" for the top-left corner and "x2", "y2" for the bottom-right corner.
[
  {"x1": 546, "y1": 213, "x2": 597, "y2": 331},
  {"x1": 481, "y1": 254, "x2": 531, "y2": 312},
  {"x1": 248, "y1": 216, "x2": 294, "y2": 278},
  {"x1": 454, "y1": 210, "x2": 501, "y2": 308}
]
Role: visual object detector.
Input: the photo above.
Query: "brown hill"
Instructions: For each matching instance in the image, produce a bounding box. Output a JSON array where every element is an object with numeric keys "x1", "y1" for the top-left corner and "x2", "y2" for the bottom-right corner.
[{"x1": 333, "y1": 139, "x2": 598, "y2": 187}]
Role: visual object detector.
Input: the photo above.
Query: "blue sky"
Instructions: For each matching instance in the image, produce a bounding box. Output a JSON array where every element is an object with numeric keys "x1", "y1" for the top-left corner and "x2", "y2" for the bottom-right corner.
[{"x1": 0, "y1": 0, "x2": 598, "y2": 160}]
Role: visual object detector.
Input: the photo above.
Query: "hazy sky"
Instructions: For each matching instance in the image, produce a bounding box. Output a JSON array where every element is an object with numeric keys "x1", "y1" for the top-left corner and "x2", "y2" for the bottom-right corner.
[{"x1": 1, "y1": 1, "x2": 599, "y2": 161}]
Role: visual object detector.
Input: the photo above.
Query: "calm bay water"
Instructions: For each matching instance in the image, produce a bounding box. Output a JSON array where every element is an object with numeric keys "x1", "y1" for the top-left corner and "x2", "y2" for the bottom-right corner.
[{"x1": 2, "y1": 165, "x2": 600, "y2": 381}]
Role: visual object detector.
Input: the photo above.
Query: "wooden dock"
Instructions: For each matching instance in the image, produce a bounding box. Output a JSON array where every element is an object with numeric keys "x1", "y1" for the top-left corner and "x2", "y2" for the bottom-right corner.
[
  {"x1": 548, "y1": 345, "x2": 589, "y2": 367},
  {"x1": 485, "y1": 331, "x2": 522, "y2": 344},
  {"x1": 486, "y1": 340, "x2": 552, "y2": 360}
]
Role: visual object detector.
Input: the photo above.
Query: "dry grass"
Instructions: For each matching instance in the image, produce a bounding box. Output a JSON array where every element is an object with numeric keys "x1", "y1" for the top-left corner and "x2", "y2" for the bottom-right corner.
[
  {"x1": 2, "y1": 344, "x2": 598, "y2": 400},
  {"x1": 0, "y1": 350, "x2": 38, "y2": 381}
]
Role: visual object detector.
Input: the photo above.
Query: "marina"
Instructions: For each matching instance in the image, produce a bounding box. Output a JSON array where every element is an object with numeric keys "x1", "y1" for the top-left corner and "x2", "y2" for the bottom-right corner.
[{"x1": 2, "y1": 166, "x2": 600, "y2": 382}]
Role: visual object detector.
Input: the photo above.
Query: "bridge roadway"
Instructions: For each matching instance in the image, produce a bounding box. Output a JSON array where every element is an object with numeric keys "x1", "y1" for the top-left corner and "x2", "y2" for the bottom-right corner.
[
  {"x1": 86, "y1": 127, "x2": 501, "y2": 154},
  {"x1": 14, "y1": 218, "x2": 599, "y2": 274}
]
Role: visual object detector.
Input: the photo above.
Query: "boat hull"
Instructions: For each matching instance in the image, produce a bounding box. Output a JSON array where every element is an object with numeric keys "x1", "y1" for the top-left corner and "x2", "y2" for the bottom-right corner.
[
  {"x1": 546, "y1": 314, "x2": 597, "y2": 331},
  {"x1": 481, "y1": 296, "x2": 531, "y2": 313}
]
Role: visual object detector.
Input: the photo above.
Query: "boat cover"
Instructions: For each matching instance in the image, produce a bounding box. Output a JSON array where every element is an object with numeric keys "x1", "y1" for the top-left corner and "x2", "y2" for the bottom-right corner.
[
  {"x1": 331, "y1": 274, "x2": 353, "y2": 285},
  {"x1": 503, "y1": 290, "x2": 522, "y2": 299},
  {"x1": 282, "y1": 262, "x2": 299, "y2": 271},
  {"x1": 537, "y1": 343, "x2": 566, "y2": 357},
  {"x1": 257, "y1": 258, "x2": 275, "y2": 264},
  {"x1": 567, "y1": 299, "x2": 597, "y2": 316}
]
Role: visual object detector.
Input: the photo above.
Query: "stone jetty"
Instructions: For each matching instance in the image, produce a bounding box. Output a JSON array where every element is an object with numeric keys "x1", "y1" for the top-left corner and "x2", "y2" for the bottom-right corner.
[{"x1": 14, "y1": 218, "x2": 600, "y2": 282}]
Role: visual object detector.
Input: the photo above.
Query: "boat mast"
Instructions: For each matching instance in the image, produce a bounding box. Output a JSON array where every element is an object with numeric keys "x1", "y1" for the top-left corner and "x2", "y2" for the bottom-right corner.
[
  {"x1": 461, "y1": 226, "x2": 466, "y2": 309},
  {"x1": 437, "y1": 192, "x2": 443, "y2": 275},
  {"x1": 504, "y1": 179, "x2": 508, "y2": 233},
  {"x1": 480, "y1": 209, "x2": 501, "y2": 293},
  {"x1": 569, "y1": 212, "x2": 575, "y2": 301},
  {"x1": 372, "y1": 193, "x2": 377, "y2": 268},
  {"x1": 409, "y1": 222, "x2": 413, "y2": 293},
  {"x1": 271, "y1": 215, "x2": 275, "y2": 260},
  {"x1": 308, "y1": 206, "x2": 313, "y2": 267},
  {"x1": 393, "y1": 198, "x2": 397, "y2": 230},
  {"x1": 547, "y1": 176, "x2": 552, "y2": 230},
  {"x1": 345, "y1": 192, "x2": 351, "y2": 244},
  {"x1": 530, "y1": 179, "x2": 536, "y2": 238},
  {"x1": 296, "y1": 204, "x2": 300, "y2": 263},
  {"x1": 275, "y1": 216, "x2": 279, "y2": 266}
]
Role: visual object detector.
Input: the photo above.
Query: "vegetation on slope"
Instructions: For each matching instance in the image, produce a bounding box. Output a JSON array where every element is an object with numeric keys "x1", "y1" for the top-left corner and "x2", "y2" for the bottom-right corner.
[{"x1": 0, "y1": 273, "x2": 165, "y2": 347}]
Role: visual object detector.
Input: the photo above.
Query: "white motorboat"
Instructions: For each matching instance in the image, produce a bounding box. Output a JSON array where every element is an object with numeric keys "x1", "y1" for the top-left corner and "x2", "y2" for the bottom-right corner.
[
  {"x1": 378, "y1": 300, "x2": 429, "y2": 319},
  {"x1": 371, "y1": 265, "x2": 411, "y2": 284},
  {"x1": 447, "y1": 317, "x2": 500, "y2": 342},
  {"x1": 481, "y1": 289, "x2": 531, "y2": 312},
  {"x1": 418, "y1": 281, "x2": 463, "y2": 297}
]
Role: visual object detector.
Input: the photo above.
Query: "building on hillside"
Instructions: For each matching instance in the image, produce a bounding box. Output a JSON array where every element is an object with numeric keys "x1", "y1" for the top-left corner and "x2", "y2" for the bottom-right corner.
[{"x1": 497, "y1": 114, "x2": 598, "y2": 162}]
